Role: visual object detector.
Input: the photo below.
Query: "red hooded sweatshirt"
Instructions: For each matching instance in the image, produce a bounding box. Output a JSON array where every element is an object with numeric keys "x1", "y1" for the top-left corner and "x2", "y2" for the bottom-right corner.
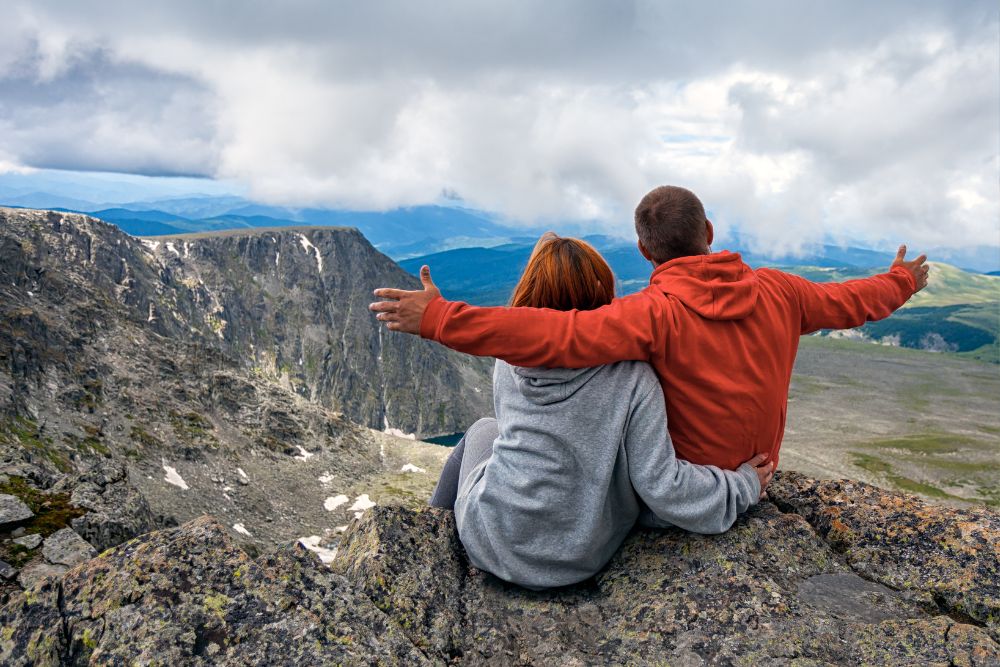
[{"x1": 420, "y1": 251, "x2": 916, "y2": 471}]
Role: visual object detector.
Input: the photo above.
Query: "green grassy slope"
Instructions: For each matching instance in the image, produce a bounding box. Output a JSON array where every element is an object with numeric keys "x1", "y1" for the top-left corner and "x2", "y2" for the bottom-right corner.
[{"x1": 785, "y1": 336, "x2": 999, "y2": 507}]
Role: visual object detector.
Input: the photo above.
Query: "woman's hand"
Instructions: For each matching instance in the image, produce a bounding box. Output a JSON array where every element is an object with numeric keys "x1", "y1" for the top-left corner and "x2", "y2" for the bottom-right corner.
[{"x1": 745, "y1": 453, "x2": 776, "y2": 500}]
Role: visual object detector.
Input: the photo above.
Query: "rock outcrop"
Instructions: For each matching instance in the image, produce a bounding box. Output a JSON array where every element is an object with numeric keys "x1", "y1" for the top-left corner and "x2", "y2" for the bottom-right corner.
[
  {"x1": 2, "y1": 471, "x2": 996, "y2": 665},
  {"x1": 0, "y1": 207, "x2": 489, "y2": 550},
  {"x1": 0, "y1": 206, "x2": 490, "y2": 440}
]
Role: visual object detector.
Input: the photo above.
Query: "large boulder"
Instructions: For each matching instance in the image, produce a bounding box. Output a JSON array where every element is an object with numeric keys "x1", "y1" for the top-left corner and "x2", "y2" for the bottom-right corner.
[
  {"x1": 1, "y1": 472, "x2": 997, "y2": 665},
  {"x1": 62, "y1": 461, "x2": 162, "y2": 552},
  {"x1": 0, "y1": 493, "x2": 32, "y2": 527}
]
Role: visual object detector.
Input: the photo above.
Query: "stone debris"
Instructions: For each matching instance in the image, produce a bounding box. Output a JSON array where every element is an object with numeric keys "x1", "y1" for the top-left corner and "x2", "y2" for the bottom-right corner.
[
  {"x1": 0, "y1": 560, "x2": 16, "y2": 580},
  {"x1": 1, "y1": 473, "x2": 996, "y2": 665},
  {"x1": 16, "y1": 561, "x2": 67, "y2": 590},
  {"x1": 68, "y1": 461, "x2": 161, "y2": 552},
  {"x1": 0, "y1": 494, "x2": 33, "y2": 527},
  {"x1": 11, "y1": 534, "x2": 41, "y2": 549},
  {"x1": 41, "y1": 527, "x2": 97, "y2": 567}
]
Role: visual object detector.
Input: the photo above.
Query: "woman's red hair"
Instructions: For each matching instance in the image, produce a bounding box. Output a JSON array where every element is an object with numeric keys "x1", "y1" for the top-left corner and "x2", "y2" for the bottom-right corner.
[{"x1": 510, "y1": 237, "x2": 615, "y2": 311}]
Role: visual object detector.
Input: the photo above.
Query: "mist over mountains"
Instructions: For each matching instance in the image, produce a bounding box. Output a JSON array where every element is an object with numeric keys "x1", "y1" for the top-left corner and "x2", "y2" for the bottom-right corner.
[{"x1": 0, "y1": 175, "x2": 997, "y2": 273}]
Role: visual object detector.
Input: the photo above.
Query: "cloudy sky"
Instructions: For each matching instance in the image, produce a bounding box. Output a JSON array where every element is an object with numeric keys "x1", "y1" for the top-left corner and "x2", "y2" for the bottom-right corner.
[{"x1": 0, "y1": 1, "x2": 997, "y2": 251}]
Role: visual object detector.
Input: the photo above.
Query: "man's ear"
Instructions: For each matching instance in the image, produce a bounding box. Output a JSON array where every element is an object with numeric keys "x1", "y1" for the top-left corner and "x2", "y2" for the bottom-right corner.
[
  {"x1": 705, "y1": 219, "x2": 715, "y2": 248},
  {"x1": 637, "y1": 240, "x2": 654, "y2": 262}
]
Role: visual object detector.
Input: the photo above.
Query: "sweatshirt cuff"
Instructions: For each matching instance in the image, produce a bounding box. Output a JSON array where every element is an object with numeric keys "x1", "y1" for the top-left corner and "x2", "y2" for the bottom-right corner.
[
  {"x1": 737, "y1": 463, "x2": 761, "y2": 504},
  {"x1": 888, "y1": 265, "x2": 917, "y2": 296},
  {"x1": 419, "y1": 295, "x2": 449, "y2": 340}
]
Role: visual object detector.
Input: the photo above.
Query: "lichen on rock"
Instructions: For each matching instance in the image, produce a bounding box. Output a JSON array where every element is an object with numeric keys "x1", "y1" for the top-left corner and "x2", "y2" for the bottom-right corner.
[{"x1": 1, "y1": 472, "x2": 997, "y2": 665}]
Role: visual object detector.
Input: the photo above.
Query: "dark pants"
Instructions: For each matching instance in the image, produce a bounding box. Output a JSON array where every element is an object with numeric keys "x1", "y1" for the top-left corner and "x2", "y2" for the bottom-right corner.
[{"x1": 428, "y1": 417, "x2": 499, "y2": 509}]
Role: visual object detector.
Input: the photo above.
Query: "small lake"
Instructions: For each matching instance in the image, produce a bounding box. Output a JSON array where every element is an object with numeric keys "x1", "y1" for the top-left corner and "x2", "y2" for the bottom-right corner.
[{"x1": 422, "y1": 432, "x2": 464, "y2": 447}]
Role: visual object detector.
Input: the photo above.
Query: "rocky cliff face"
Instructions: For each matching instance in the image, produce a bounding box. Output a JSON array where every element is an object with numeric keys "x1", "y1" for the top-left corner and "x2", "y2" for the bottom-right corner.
[
  {"x1": 0, "y1": 207, "x2": 491, "y2": 437},
  {"x1": 1, "y1": 471, "x2": 996, "y2": 665},
  {"x1": 0, "y1": 206, "x2": 489, "y2": 566}
]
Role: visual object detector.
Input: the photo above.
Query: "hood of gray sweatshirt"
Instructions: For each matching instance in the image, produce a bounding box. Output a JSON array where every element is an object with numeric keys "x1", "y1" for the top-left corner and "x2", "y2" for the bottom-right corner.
[{"x1": 454, "y1": 359, "x2": 760, "y2": 590}]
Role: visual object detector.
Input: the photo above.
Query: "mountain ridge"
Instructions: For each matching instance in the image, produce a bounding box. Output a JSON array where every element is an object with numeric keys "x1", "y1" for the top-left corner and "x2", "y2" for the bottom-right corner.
[{"x1": 0, "y1": 207, "x2": 490, "y2": 560}]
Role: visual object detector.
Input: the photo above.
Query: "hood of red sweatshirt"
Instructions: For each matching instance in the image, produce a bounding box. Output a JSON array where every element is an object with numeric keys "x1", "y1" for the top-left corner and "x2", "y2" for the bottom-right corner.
[{"x1": 648, "y1": 251, "x2": 759, "y2": 321}]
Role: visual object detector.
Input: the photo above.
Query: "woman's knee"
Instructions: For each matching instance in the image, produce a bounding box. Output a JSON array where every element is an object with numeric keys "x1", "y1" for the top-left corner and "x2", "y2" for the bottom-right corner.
[{"x1": 466, "y1": 417, "x2": 498, "y2": 441}]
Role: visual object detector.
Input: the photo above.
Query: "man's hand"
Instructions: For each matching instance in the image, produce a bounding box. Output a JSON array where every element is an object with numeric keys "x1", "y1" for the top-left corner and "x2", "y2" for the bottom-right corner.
[
  {"x1": 891, "y1": 245, "x2": 929, "y2": 293},
  {"x1": 745, "y1": 453, "x2": 775, "y2": 500},
  {"x1": 369, "y1": 265, "x2": 440, "y2": 335}
]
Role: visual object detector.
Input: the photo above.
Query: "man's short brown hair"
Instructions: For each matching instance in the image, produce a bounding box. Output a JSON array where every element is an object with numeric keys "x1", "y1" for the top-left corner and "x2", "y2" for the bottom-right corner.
[{"x1": 634, "y1": 186, "x2": 708, "y2": 264}]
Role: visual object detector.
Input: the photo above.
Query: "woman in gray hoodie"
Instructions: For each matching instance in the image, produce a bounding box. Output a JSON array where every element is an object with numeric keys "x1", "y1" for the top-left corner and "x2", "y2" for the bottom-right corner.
[{"x1": 429, "y1": 234, "x2": 772, "y2": 590}]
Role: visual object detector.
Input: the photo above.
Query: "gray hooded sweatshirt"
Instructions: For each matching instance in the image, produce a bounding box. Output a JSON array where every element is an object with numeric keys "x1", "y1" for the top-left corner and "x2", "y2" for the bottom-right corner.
[{"x1": 454, "y1": 359, "x2": 761, "y2": 589}]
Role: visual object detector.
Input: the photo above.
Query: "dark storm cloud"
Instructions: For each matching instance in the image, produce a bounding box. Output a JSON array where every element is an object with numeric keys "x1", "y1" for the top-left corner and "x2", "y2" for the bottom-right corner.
[{"x1": 0, "y1": 42, "x2": 218, "y2": 176}]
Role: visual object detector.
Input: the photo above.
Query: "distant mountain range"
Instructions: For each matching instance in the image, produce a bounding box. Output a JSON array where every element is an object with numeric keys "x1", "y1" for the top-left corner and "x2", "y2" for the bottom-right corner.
[
  {"x1": 0, "y1": 191, "x2": 538, "y2": 260},
  {"x1": 399, "y1": 237, "x2": 1000, "y2": 363},
  {"x1": 0, "y1": 189, "x2": 997, "y2": 273},
  {"x1": 2, "y1": 190, "x2": 997, "y2": 359}
]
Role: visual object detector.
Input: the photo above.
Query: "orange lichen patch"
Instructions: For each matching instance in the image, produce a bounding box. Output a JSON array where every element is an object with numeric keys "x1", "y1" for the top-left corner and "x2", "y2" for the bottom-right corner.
[{"x1": 827, "y1": 517, "x2": 854, "y2": 543}]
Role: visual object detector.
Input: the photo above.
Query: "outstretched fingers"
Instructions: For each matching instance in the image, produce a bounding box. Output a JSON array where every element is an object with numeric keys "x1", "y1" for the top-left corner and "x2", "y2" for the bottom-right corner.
[
  {"x1": 373, "y1": 288, "x2": 413, "y2": 300},
  {"x1": 369, "y1": 300, "x2": 400, "y2": 314}
]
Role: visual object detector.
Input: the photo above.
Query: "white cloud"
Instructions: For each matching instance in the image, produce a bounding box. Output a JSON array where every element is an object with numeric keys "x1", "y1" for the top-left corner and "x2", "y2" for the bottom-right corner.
[{"x1": 0, "y1": 1, "x2": 996, "y2": 249}]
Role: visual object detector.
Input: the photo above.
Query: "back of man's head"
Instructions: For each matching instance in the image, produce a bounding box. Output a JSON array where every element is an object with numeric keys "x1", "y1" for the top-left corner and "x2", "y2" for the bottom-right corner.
[{"x1": 634, "y1": 186, "x2": 708, "y2": 265}]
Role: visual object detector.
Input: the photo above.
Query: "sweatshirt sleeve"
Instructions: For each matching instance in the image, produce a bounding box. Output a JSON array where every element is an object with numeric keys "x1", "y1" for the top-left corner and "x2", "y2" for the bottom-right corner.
[
  {"x1": 624, "y1": 378, "x2": 760, "y2": 534},
  {"x1": 419, "y1": 290, "x2": 665, "y2": 369},
  {"x1": 776, "y1": 266, "x2": 916, "y2": 335}
]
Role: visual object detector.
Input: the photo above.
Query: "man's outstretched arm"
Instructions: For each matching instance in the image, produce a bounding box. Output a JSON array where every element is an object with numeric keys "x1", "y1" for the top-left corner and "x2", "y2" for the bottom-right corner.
[
  {"x1": 369, "y1": 266, "x2": 665, "y2": 368},
  {"x1": 786, "y1": 245, "x2": 929, "y2": 334}
]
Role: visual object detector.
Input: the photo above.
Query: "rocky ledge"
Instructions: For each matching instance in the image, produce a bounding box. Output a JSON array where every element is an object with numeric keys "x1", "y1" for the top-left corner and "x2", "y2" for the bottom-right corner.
[{"x1": 1, "y1": 471, "x2": 997, "y2": 666}]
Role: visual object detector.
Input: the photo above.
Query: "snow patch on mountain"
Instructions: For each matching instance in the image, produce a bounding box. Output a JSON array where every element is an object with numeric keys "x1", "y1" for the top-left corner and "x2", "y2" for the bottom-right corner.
[
  {"x1": 298, "y1": 233, "x2": 323, "y2": 273},
  {"x1": 162, "y1": 463, "x2": 189, "y2": 490},
  {"x1": 298, "y1": 535, "x2": 337, "y2": 564},
  {"x1": 348, "y1": 494, "x2": 376, "y2": 512},
  {"x1": 324, "y1": 494, "x2": 349, "y2": 511}
]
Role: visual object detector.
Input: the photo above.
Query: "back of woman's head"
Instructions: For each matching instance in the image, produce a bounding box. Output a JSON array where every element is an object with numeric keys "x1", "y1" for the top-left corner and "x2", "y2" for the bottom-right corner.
[{"x1": 510, "y1": 236, "x2": 615, "y2": 311}]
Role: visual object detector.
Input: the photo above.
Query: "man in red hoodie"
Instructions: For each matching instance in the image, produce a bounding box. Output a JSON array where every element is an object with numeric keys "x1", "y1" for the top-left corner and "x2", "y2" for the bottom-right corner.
[{"x1": 369, "y1": 186, "x2": 930, "y2": 472}]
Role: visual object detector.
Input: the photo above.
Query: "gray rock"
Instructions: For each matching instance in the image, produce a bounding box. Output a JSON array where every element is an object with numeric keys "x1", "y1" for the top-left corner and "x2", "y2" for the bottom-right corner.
[
  {"x1": 0, "y1": 560, "x2": 15, "y2": 580},
  {"x1": 16, "y1": 560, "x2": 67, "y2": 589},
  {"x1": 67, "y1": 461, "x2": 160, "y2": 551},
  {"x1": 0, "y1": 207, "x2": 492, "y2": 438},
  {"x1": 0, "y1": 494, "x2": 33, "y2": 527},
  {"x1": 1, "y1": 516, "x2": 429, "y2": 665},
  {"x1": 0, "y1": 474, "x2": 996, "y2": 666},
  {"x1": 41, "y1": 528, "x2": 97, "y2": 567},
  {"x1": 10, "y1": 527, "x2": 25, "y2": 538},
  {"x1": 11, "y1": 534, "x2": 41, "y2": 549}
]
